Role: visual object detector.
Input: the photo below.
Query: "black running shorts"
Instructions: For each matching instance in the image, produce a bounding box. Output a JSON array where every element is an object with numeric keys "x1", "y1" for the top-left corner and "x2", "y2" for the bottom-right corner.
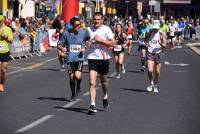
[
  {"x1": 88, "y1": 59, "x2": 110, "y2": 75},
  {"x1": 67, "y1": 61, "x2": 83, "y2": 74},
  {"x1": 0, "y1": 52, "x2": 10, "y2": 62}
]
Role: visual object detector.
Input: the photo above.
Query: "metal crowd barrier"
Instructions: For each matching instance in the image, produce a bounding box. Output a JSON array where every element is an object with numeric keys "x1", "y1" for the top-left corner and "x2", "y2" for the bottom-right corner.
[{"x1": 9, "y1": 33, "x2": 42, "y2": 61}]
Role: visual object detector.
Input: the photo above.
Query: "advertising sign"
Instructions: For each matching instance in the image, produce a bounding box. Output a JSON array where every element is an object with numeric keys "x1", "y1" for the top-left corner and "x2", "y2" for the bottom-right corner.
[{"x1": 48, "y1": 29, "x2": 59, "y2": 47}]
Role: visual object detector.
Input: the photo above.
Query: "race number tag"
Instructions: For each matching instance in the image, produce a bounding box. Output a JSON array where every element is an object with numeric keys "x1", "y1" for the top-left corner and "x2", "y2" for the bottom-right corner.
[
  {"x1": 69, "y1": 45, "x2": 81, "y2": 52},
  {"x1": 0, "y1": 42, "x2": 4, "y2": 51},
  {"x1": 150, "y1": 40, "x2": 157, "y2": 45},
  {"x1": 114, "y1": 45, "x2": 122, "y2": 51},
  {"x1": 170, "y1": 32, "x2": 174, "y2": 36}
]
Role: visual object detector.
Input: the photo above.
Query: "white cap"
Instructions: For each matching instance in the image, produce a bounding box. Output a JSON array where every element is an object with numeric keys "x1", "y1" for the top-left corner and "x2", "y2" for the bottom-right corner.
[
  {"x1": 154, "y1": 20, "x2": 160, "y2": 25},
  {"x1": 153, "y1": 23, "x2": 160, "y2": 29}
]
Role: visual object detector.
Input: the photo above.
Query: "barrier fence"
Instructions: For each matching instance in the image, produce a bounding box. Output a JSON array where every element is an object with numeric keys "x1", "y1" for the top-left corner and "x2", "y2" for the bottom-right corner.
[{"x1": 9, "y1": 29, "x2": 52, "y2": 61}]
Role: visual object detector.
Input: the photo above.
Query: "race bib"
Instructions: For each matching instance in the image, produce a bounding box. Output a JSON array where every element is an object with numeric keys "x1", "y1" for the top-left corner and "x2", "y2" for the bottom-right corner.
[
  {"x1": 0, "y1": 43, "x2": 4, "y2": 51},
  {"x1": 127, "y1": 35, "x2": 132, "y2": 39},
  {"x1": 114, "y1": 45, "x2": 122, "y2": 51},
  {"x1": 170, "y1": 32, "x2": 174, "y2": 36},
  {"x1": 69, "y1": 45, "x2": 81, "y2": 53},
  {"x1": 150, "y1": 40, "x2": 157, "y2": 45}
]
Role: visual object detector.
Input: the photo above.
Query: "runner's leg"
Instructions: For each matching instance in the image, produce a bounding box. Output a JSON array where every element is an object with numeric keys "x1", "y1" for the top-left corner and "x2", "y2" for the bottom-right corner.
[{"x1": 89, "y1": 70, "x2": 97, "y2": 106}]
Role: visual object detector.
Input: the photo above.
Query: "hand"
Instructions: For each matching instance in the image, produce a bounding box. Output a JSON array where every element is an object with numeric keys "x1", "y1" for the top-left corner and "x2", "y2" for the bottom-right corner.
[
  {"x1": 94, "y1": 35, "x2": 103, "y2": 43},
  {"x1": 62, "y1": 47, "x2": 67, "y2": 53},
  {"x1": 85, "y1": 41, "x2": 91, "y2": 48}
]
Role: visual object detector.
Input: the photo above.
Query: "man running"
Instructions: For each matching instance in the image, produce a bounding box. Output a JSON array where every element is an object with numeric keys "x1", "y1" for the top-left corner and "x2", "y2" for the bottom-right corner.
[
  {"x1": 57, "y1": 20, "x2": 66, "y2": 71},
  {"x1": 138, "y1": 19, "x2": 150, "y2": 72},
  {"x1": 57, "y1": 17, "x2": 87, "y2": 101},
  {"x1": 145, "y1": 21, "x2": 167, "y2": 93},
  {"x1": 0, "y1": 15, "x2": 13, "y2": 92},
  {"x1": 86, "y1": 12, "x2": 116, "y2": 114}
]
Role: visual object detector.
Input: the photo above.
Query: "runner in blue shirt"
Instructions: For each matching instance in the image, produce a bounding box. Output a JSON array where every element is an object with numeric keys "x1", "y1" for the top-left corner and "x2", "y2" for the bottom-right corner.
[
  {"x1": 57, "y1": 17, "x2": 87, "y2": 101},
  {"x1": 138, "y1": 19, "x2": 150, "y2": 72}
]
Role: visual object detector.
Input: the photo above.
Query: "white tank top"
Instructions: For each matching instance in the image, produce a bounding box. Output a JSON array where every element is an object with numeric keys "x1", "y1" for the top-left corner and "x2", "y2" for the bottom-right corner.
[{"x1": 148, "y1": 31, "x2": 162, "y2": 54}]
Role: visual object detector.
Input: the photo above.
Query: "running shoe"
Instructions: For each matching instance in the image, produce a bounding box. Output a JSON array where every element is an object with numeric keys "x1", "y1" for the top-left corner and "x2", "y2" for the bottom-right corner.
[
  {"x1": 153, "y1": 85, "x2": 159, "y2": 93},
  {"x1": 122, "y1": 66, "x2": 126, "y2": 74},
  {"x1": 103, "y1": 99, "x2": 109, "y2": 109},
  {"x1": 147, "y1": 85, "x2": 153, "y2": 92},
  {"x1": 115, "y1": 74, "x2": 121, "y2": 79},
  {"x1": 70, "y1": 95, "x2": 77, "y2": 102},
  {"x1": 60, "y1": 64, "x2": 65, "y2": 71},
  {"x1": 88, "y1": 105, "x2": 97, "y2": 114},
  {"x1": 141, "y1": 66, "x2": 146, "y2": 72}
]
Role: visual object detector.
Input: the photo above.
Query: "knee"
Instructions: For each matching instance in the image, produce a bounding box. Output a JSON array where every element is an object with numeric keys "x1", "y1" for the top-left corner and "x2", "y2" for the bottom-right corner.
[
  {"x1": 155, "y1": 70, "x2": 161, "y2": 76},
  {"x1": 1, "y1": 68, "x2": 7, "y2": 74},
  {"x1": 89, "y1": 81, "x2": 96, "y2": 89},
  {"x1": 148, "y1": 67, "x2": 154, "y2": 73}
]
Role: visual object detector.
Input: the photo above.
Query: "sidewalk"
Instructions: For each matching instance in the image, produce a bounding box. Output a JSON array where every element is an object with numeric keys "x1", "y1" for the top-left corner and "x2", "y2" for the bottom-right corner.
[{"x1": 184, "y1": 40, "x2": 200, "y2": 56}]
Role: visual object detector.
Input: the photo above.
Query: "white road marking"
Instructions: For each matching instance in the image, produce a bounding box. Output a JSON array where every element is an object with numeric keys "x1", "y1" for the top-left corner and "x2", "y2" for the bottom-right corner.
[
  {"x1": 15, "y1": 56, "x2": 132, "y2": 132},
  {"x1": 8, "y1": 57, "x2": 58, "y2": 75},
  {"x1": 174, "y1": 46, "x2": 182, "y2": 48},
  {"x1": 83, "y1": 91, "x2": 89, "y2": 96},
  {"x1": 15, "y1": 115, "x2": 55, "y2": 133},
  {"x1": 164, "y1": 61, "x2": 190, "y2": 66},
  {"x1": 57, "y1": 99, "x2": 81, "y2": 111},
  {"x1": 173, "y1": 71, "x2": 189, "y2": 73}
]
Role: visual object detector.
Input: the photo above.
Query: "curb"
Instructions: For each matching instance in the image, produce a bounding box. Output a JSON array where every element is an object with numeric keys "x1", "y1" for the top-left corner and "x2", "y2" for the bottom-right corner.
[{"x1": 186, "y1": 43, "x2": 200, "y2": 56}]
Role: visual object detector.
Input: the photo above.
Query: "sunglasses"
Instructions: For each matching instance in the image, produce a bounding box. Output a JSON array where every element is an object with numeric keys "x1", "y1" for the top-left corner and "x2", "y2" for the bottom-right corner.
[
  {"x1": 93, "y1": 18, "x2": 101, "y2": 21},
  {"x1": 73, "y1": 22, "x2": 81, "y2": 28}
]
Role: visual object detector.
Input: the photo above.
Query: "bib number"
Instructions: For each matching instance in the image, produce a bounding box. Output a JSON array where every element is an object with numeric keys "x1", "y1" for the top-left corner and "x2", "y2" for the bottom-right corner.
[
  {"x1": 170, "y1": 32, "x2": 174, "y2": 36},
  {"x1": 114, "y1": 45, "x2": 122, "y2": 51},
  {"x1": 69, "y1": 45, "x2": 81, "y2": 53},
  {"x1": 150, "y1": 40, "x2": 157, "y2": 45}
]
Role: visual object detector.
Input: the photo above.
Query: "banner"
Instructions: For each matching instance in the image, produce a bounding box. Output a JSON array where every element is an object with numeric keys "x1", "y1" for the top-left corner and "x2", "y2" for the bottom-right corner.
[
  {"x1": 48, "y1": 29, "x2": 59, "y2": 47},
  {"x1": 163, "y1": 0, "x2": 191, "y2": 4}
]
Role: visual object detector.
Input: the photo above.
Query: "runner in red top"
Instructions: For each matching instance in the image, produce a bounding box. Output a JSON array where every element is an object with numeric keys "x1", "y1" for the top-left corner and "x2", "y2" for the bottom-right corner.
[{"x1": 126, "y1": 21, "x2": 134, "y2": 55}]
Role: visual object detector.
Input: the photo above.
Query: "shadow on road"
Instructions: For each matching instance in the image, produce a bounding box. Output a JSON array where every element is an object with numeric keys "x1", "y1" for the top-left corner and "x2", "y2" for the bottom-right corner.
[
  {"x1": 40, "y1": 68, "x2": 61, "y2": 71},
  {"x1": 37, "y1": 97, "x2": 70, "y2": 102},
  {"x1": 121, "y1": 88, "x2": 148, "y2": 93},
  {"x1": 56, "y1": 107, "x2": 89, "y2": 114},
  {"x1": 55, "y1": 107, "x2": 105, "y2": 114},
  {"x1": 127, "y1": 70, "x2": 143, "y2": 74}
]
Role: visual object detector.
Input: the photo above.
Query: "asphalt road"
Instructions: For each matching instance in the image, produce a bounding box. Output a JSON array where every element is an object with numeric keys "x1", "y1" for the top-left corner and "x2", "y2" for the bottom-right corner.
[{"x1": 0, "y1": 43, "x2": 200, "y2": 134}]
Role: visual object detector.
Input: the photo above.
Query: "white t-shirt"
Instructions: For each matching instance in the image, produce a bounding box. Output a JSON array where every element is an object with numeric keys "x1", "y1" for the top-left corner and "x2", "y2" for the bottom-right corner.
[
  {"x1": 148, "y1": 31, "x2": 162, "y2": 54},
  {"x1": 169, "y1": 24, "x2": 177, "y2": 36},
  {"x1": 87, "y1": 25, "x2": 114, "y2": 60}
]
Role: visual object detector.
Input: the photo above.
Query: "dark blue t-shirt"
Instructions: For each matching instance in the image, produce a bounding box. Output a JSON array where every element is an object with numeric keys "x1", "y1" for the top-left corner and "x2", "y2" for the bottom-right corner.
[{"x1": 59, "y1": 29, "x2": 87, "y2": 63}]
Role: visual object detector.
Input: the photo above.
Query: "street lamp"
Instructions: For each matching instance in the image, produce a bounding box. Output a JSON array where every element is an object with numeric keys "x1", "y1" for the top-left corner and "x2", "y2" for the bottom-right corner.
[{"x1": 125, "y1": 0, "x2": 130, "y2": 18}]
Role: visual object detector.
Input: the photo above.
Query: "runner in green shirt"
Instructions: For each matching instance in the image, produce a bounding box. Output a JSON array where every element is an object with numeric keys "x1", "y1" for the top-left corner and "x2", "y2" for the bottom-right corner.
[
  {"x1": 0, "y1": 15, "x2": 13, "y2": 92},
  {"x1": 160, "y1": 19, "x2": 169, "y2": 33}
]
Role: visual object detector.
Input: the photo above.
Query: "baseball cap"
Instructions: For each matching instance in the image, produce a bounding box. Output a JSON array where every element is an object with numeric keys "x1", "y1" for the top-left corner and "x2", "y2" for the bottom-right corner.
[{"x1": 0, "y1": 15, "x2": 4, "y2": 22}]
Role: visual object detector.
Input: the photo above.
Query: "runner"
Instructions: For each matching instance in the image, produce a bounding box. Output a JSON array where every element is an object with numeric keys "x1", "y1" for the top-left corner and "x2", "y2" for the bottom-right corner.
[
  {"x1": 169, "y1": 20, "x2": 178, "y2": 50},
  {"x1": 86, "y1": 12, "x2": 116, "y2": 114},
  {"x1": 57, "y1": 20, "x2": 66, "y2": 71},
  {"x1": 113, "y1": 23, "x2": 127, "y2": 79},
  {"x1": 145, "y1": 21, "x2": 167, "y2": 93},
  {"x1": 138, "y1": 19, "x2": 150, "y2": 72},
  {"x1": 126, "y1": 21, "x2": 134, "y2": 55},
  {"x1": 0, "y1": 15, "x2": 13, "y2": 92},
  {"x1": 57, "y1": 17, "x2": 87, "y2": 101}
]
